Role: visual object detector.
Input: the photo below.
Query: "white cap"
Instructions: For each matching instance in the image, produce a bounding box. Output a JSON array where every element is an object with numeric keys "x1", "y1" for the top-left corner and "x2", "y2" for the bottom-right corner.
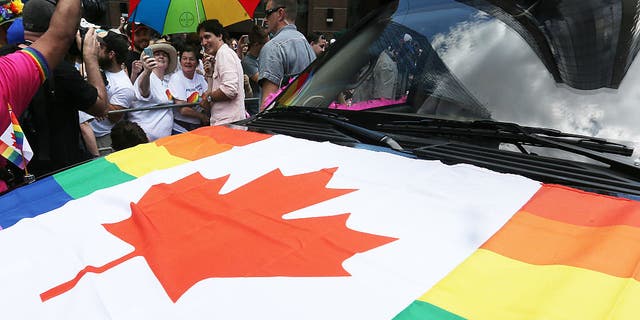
[{"x1": 403, "y1": 33, "x2": 412, "y2": 42}]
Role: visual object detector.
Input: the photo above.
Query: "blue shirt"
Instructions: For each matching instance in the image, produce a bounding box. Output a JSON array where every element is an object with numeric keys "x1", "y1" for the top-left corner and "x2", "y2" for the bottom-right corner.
[
  {"x1": 258, "y1": 24, "x2": 315, "y2": 87},
  {"x1": 242, "y1": 53, "x2": 261, "y2": 98}
]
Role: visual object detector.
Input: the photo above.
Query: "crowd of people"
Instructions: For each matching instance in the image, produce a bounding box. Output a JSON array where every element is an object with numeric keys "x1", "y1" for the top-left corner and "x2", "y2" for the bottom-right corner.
[{"x1": 0, "y1": 0, "x2": 337, "y2": 191}]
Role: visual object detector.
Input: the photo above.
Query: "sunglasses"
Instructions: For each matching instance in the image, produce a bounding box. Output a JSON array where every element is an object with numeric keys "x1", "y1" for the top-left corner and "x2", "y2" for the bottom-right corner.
[{"x1": 265, "y1": 6, "x2": 285, "y2": 17}]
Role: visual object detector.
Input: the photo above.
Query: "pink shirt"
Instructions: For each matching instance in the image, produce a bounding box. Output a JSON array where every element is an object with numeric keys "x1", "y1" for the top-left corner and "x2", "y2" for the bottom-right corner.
[
  {"x1": 0, "y1": 47, "x2": 49, "y2": 192},
  {"x1": 0, "y1": 47, "x2": 49, "y2": 130},
  {"x1": 210, "y1": 44, "x2": 246, "y2": 126}
]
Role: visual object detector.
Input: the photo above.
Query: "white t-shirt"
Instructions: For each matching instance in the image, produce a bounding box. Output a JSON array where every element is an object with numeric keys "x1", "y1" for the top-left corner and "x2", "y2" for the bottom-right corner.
[
  {"x1": 168, "y1": 71, "x2": 208, "y2": 133},
  {"x1": 78, "y1": 111, "x2": 94, "y2": 124},
  {"x1": 131, "y1": 72, "x2": 174, "y2": 141},
  {"x1": 90, "y1": 69, "x2": 135, "y2": 137}
]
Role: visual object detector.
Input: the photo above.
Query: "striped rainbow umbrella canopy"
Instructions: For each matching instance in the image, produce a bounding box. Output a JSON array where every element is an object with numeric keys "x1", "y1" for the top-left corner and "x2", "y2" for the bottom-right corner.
[{"x1": 130, "y1": 0, "x2": 260, "y2": 35}]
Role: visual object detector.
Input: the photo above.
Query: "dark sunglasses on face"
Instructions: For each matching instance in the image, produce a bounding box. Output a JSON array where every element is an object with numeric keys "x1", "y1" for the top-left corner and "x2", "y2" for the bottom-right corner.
[{"x1": 265, "y1": 6, "x2": 285, "y2": 17}]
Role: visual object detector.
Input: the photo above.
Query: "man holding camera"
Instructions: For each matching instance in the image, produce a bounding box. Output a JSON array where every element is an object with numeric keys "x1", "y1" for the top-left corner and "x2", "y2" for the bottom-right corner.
[
  {"x1": 15, "y1": 0, "x2": 108, "y2": 177},
  {"x1": 0, "y1": 0, "x2": 89, "y2": 190},
  {"x1": 90, "y1": 30, "x2": 135, "y2": 155}
]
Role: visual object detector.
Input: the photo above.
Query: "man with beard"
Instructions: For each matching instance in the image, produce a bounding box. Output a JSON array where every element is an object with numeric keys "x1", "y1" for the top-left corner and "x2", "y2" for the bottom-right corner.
[
  {"x1": 91, "y1": 30, "x2": 135, "y2": 154},
  {"x1": 123, "y1": 23, "x2": 151, "y2": 83}
]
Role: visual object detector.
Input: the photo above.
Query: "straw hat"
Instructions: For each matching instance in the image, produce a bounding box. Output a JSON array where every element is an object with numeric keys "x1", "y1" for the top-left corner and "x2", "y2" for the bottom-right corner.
[{"x1": 148, "y1": 43, "x2": 178, "y2": 74}]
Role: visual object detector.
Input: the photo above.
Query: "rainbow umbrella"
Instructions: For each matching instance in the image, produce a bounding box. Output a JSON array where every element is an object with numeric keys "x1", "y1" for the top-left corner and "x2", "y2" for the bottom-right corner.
[{"x1": 130, "y1": 0, "x2": 260, "y2": 35}]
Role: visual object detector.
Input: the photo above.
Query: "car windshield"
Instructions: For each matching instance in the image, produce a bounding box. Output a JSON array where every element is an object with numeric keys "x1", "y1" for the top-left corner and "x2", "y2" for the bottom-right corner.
[{"x1": 274, "y1": 0, "x2": 640, "y2": 158}]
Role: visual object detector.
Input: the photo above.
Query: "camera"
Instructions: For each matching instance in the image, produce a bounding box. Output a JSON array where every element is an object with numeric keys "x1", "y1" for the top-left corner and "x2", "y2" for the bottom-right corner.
[
  {"x1": 70, "y1": 0, "x2": 107, "y2": 57},
  {"x1": 82, "y1": 0, "x2": 107, "y2": 25},
  {"x1": 79, "y1": 18, "x2": 102, "y2": 39},
  {"x1": 76, "y1": 0, "x2": 108, "y2": 40},
  {"x1": 70, "y1": 18, "x2": 103, "y2": 57}
]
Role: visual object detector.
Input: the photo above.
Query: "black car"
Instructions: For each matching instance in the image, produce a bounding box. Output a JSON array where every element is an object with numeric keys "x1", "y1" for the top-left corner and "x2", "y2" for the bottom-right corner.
[
  {"x1": 241, "y1": 0, "x2": 640, "y2": 200},
  {"x1": 1, "y1": 1, "x2": 640, "y2": 319}
]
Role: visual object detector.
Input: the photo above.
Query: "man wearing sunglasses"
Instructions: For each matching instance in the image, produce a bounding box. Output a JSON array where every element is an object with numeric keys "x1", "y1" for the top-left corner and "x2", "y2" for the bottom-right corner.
[{"x1": 258, "y1": 0, "x2": 315, "y2": 110}]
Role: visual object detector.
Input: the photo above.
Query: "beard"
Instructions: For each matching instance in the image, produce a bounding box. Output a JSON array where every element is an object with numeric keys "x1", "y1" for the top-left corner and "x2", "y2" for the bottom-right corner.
[{"x1": 98, "y1": 56, "x2": 112, "y2": 70}]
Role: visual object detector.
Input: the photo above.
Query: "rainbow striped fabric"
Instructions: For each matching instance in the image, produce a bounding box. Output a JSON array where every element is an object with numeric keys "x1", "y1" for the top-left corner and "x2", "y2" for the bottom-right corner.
[
  {"x1": 0, "y1": 139, "x2": 23, "y2": 168},
  {"x1": 0, "y1": 126, "x2": 268, "y2": 229},
  {"x1": 21, "y1": 47, "x2": 49, "y2": 85},
  {"x1": 166, "y1": 90, "x2": 200, "y2": 103},
  {"x1": 186, "y1": 91, "x2": 200, "y2": 103},
  {"x1": 1, "y1": 125, "x2": 638, "y2": 319},
  {"x1": 0, "y1": 104, "x2": 32, "y2": 169},
  {"x1": 396, "y1": 184, "x2": 640, "y2": 319}
]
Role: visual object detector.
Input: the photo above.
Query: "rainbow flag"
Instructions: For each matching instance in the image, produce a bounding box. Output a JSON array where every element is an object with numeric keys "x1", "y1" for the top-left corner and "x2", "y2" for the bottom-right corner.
[
  {"x1": 0, "y1": 104, "x2": 32, "y2": 169},
  {"x1": 186, "y1": 91, "x2": 201, "y2": 103},
  {"x1": 166, "y1": 90, "x2": 200, "y2": 103},
  {"x1": 396, "y1": 185, "x2": 640, "y2": 319},
  {"x1": 0, "y1": 126, "x2": 637, "y2": 319},
  {"x1": 0, "y1": 126, "x2": 267, "y2": 229}
]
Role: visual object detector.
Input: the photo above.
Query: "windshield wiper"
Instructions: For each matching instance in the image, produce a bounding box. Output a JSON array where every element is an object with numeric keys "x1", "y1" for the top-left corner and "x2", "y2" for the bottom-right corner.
[
  {"x1": 260, "y1": 108, "x2": 404, "y2": 151},
  {"x1": 380, "y1": 118, "x2": 633, "y2": 154},
  {"x1": 479, "y1": 120, "x2": 633, "y2": 156},
  {"x1": 379, "y1": 118, "x2": 640, "y2": 176}
]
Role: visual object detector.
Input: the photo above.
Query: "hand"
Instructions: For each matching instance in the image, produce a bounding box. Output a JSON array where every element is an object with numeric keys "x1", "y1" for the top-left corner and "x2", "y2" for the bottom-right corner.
[
  {"x1": 81, "y1": 28, "x2": 100, "y2": 61},
  {"x1": 118, "y1": 17, "x2": 126, "y2": 34},
  {"x1": 200, "y1": 113, "x2": 210, "y2": 125},
  {"x1": 75, "y1": 30, "x2": 83, "y2": 52},
  {"x1": 141, "y1": 54, "x2": 157, "y2": 72},
  {"x1": 88, "y1": 104, "x2": 108, "y2": 119},
  {"x1": 131, "y1": 60, "x2": 143, "y2": 75},
  {"x1": 203, "y1": 54, "x2": 214, "y2": 77},
  {"x1": 199, "y1": 91, "x2": 212, "y2": 109}
]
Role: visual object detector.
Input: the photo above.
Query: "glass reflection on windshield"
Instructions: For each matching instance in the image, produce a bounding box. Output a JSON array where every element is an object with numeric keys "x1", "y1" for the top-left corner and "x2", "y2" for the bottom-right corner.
[{"x1": 278, "y1": 0, "x2": 640, "y2": 158}]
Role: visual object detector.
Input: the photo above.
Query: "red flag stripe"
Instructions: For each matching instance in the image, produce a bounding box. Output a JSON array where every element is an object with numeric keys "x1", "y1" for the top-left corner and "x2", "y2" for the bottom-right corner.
[{"x1": 521, "y1": 184, "x2": 640, "y2": 228}]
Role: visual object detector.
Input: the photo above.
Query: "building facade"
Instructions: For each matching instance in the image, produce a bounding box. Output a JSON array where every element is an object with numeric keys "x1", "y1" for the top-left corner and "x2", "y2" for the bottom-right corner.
[
  {"x1": 458, "y1": 0, "x2": 640, "y2": 90},
  {"x1": 102, "y1": 0, "x2": 359, "y2": 37}
]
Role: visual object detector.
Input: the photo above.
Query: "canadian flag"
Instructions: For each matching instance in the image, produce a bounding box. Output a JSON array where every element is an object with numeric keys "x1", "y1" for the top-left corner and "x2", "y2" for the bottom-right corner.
[{"x1": 1, "y1": 126, "x2": 629, "y2": 319}]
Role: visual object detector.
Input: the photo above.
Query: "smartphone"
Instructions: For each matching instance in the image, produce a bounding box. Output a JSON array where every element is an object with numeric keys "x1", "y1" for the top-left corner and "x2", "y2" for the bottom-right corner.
[{"x1": 143, "y1": 47, "x2": 153, "y2": 57}]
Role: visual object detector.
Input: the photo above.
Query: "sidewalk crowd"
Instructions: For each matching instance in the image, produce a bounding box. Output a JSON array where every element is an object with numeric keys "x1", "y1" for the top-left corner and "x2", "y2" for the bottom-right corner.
[{"x1": 0, "y1": 0, "x2": 335, "y2": 192}]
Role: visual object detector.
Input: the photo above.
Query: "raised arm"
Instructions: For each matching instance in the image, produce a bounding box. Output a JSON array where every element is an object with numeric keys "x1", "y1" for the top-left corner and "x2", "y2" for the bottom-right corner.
[{"x1": 30, "y1": 0, "x2": 82, "y2": 70}]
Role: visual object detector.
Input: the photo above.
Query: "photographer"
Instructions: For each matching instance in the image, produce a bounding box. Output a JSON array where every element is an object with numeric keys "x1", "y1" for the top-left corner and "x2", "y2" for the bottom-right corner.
[
  {"x1": 0, "y1": 0, "x2": 83, "y2": 191},
  {"x1": 13, "y1": 0, "x2": 108, "y2": 177}
]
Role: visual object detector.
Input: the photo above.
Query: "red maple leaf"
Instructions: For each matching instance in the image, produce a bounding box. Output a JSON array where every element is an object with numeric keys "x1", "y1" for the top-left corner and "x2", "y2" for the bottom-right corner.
[
  {"x1": 41, "y1": 168, "x2": 397, "y2": 302},
  {"x1": 10, "y1": 132, "x2": 18, "y2": 149}
]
